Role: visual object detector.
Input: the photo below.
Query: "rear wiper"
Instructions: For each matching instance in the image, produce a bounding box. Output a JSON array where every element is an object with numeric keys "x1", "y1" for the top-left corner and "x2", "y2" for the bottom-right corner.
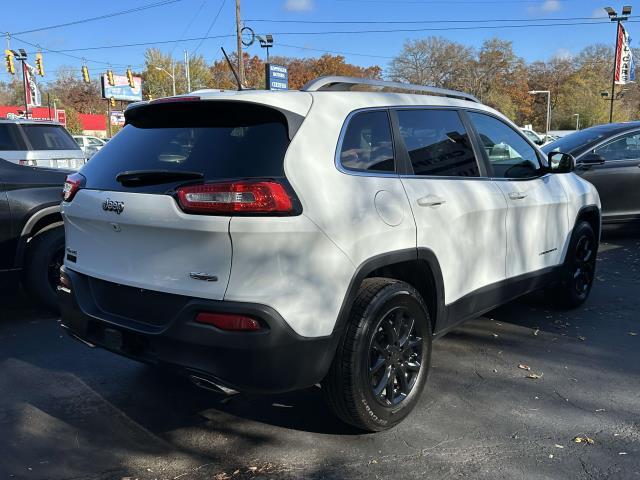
[{"x1": 116, "y1": 170, "x2": 204, "y2": 187}]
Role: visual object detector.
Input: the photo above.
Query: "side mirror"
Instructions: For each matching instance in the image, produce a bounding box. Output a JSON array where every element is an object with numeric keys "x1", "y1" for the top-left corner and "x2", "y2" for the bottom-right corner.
[
  {"x1": 580, "y1": 152, "x2": 606, "y2": 166},
  {"x1": 548, "y1": 152, "x2": 575, "y2": 173}
]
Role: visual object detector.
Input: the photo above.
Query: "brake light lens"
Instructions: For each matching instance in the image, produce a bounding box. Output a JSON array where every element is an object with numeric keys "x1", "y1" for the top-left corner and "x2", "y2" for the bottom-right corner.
[
  {"x1": 195, "y1": 312, "x2": 261, "y2": 331},
  {"x1": 62, "y1": 173, "x2": 86, "y2": 202},
  {"x1": 150, "y1": 96, "x2": 200, "y2": 104},
  {"x1": 177, "y1": 180, "x2": 294, "y2": 215}
]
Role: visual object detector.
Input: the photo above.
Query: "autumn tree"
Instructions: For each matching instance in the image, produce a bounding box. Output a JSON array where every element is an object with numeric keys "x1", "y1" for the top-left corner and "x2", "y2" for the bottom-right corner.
[
  {"x1": 389, "y1": 37, "x2": 473, "y2": 89},
  {"x1": 47, "y1": 67, "x2": 104, "y2": 114}
]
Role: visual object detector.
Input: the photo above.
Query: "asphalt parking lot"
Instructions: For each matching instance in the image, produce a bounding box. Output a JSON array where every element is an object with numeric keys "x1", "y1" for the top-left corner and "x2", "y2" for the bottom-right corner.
[{"x1": 1, "y1": 233, "x2": 639, "y2": 480}]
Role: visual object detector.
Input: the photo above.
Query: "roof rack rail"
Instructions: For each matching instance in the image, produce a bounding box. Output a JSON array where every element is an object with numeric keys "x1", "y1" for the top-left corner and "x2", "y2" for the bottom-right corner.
[{"x1": 301, "y1": 76, "x2": 479, "y2": 103}]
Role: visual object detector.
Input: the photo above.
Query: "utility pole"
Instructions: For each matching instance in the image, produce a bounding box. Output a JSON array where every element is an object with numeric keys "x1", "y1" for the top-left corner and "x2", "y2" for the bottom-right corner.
[
  {"x1": 235, "y1": 0, "x2": 244, "y2": 85},
  {"x1": 184, "y1": 50, "x2": 191, "y2": 92},
  {"x1": 604, "y1": 5, "x2": 632, "y2": 123}
]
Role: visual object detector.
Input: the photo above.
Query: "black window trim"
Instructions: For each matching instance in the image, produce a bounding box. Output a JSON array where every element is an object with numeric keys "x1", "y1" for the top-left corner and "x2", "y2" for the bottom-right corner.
[{"x1": 462, "y1": 108, "x2": 548, "y2": 182}]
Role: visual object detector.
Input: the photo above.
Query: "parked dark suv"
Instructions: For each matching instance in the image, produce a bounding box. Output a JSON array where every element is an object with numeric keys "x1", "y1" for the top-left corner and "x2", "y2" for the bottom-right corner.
[{"x1": 0, "y1": 158, "x2": 68, "y2": 309}]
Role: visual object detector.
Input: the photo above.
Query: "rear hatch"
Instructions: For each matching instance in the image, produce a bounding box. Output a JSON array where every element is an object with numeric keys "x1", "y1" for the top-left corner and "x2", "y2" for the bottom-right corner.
[
  {"x1": 20, "y1": 123, "x2": 86, "y2": 169},
  {"x1": 62, "y1": 99, "x2": 303, "y2": 301}
]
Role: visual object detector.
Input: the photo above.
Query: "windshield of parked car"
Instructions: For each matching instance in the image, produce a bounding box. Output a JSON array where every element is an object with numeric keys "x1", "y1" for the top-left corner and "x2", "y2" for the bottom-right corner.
[
  {"x1": 542, "y1": 128, "x2": 611, "y2": 155},
  {"x1": 22, "y1": 124, "x2": 80, "y2": 151}
]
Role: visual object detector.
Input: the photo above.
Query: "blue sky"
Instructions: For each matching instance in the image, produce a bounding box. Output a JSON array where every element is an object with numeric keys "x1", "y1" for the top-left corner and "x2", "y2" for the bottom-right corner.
[{"x1": 0, "y1": 0, "x2": 633, "y2": 82}]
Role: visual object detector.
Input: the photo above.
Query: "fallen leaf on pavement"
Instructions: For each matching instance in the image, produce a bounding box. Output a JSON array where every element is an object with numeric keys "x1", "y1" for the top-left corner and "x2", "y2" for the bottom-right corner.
[
  {"x1": 526, "y1": 373, "x2": 543, "y2": 379},
  {"x1": 629, "y1": 332, "x2": 638, "y2": 336},
  {"x1": 554, "y1": 444, "x2": 564, "y2": 449},
  {"x1": 533, "y1": 329, "x2": 540, "y2": 336},
  {"x1": 578, "y1": 336, "x2": 586, "y2": 341},
  {"x1": 518, "y1": 364, "x2": 531, "y2": 371},
  {"x1": 573, "y1": 436, "x2": 595, "y2": 445},
  {"x1": 595, "y1": 408, "x2": 606, "y2": 412}
]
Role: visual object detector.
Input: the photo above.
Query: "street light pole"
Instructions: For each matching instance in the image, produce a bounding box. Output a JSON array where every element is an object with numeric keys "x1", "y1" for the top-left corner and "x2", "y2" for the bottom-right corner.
[
  {"x1": 155, "y1": 64, "x2": 176, "y2": 96},
  {"x1": 574, "y1": 113, "x2": 580, "y2": 130},
  {"x1": 528, "y1": 90, "x2": 551, "y2": 135},
  {"x1": 183, "y1": 50, "x2": 191, "y2": 93},
  {"x1": 604, "y1": 5, "x2": 632, "y2": 123}
]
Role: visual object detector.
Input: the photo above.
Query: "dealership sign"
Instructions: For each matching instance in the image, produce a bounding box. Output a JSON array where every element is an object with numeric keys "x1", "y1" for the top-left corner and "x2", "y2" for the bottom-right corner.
[
  {"x1": 101, "y1": 74, "x2": 143, "y2": 102},
  {"x1": 615, "y1": 22, "x2": 636, "y2": 85},
  {"x1": 265, "y1": 63, "x2": 288, "y2": 90}
]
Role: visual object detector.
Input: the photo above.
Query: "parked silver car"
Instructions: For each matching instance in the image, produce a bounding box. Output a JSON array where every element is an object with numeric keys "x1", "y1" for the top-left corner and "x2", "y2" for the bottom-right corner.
[
  {"x1": 73, "y1": 135, "x2": 107, "y2": 159},
  {"x1": 0, "y1": 119, "x2": 85, "y2": 169}
]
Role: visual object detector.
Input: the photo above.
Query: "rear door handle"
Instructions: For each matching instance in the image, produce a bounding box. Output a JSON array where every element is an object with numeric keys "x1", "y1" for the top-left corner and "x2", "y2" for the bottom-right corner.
[
  {"x1": 417, "y1": 195, "x2": 446, "y2": 207},
  {"x1": 508, "y1": 191, "x2": 527, "y2": 200}
]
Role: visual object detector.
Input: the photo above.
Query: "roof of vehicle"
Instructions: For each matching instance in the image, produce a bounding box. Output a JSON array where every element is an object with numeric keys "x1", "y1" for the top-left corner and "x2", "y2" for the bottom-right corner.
[
  {"x1": 127, "y1": 85, "x2": 500, "y2": 122},
  {"x1": 542, "y1": 121, "x2": 640, "y2": 156},
  {"x1": 0, "y1": 118, "x2": 63, "y2": 126}
]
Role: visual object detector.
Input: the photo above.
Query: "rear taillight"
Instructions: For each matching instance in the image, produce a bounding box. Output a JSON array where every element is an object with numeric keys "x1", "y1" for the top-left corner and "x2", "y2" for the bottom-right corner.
[
  {"x1": 176, "y1": 180, "x2": 295, "y2": 215},
  {"x1": 58, "y1": 267, "x2": 71, "y2": 292},
  {"x1": 62, "y1": 173, "x2": 86, "y2": 202},
  {"x1": 195, "y1": 312, "x2": 261, "y2": 331},
  {"x1": 19, "y1": 159, "x2": 36, "y2": 167}
]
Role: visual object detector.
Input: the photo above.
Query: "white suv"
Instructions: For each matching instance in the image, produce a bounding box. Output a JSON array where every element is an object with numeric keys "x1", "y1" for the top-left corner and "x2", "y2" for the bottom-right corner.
[{"x1": 58, "y1": 77, "x2": 600, "y2": 431}]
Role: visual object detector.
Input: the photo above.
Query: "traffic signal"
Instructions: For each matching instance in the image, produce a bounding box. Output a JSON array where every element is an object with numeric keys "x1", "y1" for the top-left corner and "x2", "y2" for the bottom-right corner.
[
  {"x1": 81, "y1": 65, "x2": 90, "y2": 83},
  {"x1": 35, "y1": 53, "x2": 44, "y2": 76},
  {"x1": 126, "y1": 68, "x2": 135, "y2": 88},
  {"x1": 4, "y1": 50, "x2": 15, "y2": 75},
  {"x1": 107, "y1": 70, "x2": 115, "y2": 86},
  {"x1": 109, "y1": 97, "x2": 116, "y2": 108}
]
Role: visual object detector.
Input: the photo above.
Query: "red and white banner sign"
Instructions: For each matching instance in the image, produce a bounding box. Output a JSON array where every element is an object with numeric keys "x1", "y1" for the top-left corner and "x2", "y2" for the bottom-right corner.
[
  {"x1": 615, "y1": 22, "x2": 636, "y2": 85},
  {"x1": 22, "y1": 62, "x2": 42, "y2": 107}
]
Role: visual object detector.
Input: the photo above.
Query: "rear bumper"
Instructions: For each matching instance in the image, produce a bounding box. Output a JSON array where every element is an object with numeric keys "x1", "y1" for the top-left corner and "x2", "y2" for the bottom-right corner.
[{"x1": 58, "y1": 268, "x2": 338, "y2": 394}]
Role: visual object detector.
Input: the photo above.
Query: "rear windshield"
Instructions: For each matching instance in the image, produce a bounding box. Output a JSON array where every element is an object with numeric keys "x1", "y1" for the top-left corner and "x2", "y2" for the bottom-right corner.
[
  {"x1": 22, "y1": 124, "x2": 80, "y2": 151},
  {"x1": 81, "y1": 101, "x2": 292, "y2": 193}
]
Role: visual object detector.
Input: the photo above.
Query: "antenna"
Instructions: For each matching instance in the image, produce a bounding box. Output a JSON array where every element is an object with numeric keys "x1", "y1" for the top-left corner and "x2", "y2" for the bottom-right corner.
[{"x1": 221, "y1": 47, "x2": 243, "y2": 91}]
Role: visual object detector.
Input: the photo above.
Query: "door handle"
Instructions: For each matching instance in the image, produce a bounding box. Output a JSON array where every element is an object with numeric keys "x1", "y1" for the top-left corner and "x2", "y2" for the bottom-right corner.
[
  {"x1": 417, "y1": 195, "x2": 446, "y2": 207},
  {"x1": 508, "y1": 191, "x2": 527, "y2": 200}
]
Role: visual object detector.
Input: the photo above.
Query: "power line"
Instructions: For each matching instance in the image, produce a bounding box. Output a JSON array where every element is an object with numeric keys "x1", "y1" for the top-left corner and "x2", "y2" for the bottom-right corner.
[
  {"x1": 169, "y1": 0, "x2": 207, "y2": 57},
  {"x1": 278, "y1": 43, "x2": 394, "y2": 59},
  {"x1": 9, "y1": 0, "x2": 183, "y2": 36},
  {"x1": 335, "y1": 0, "x2": 580, "y2": 4},
  {"x1": 18, "y1": 18, "x2": 618, "y2": 58},
  {"x1": 192, "y1": 0, "x2": 227, "y2": 54},
  {"x1": 246, "y1": 16, "x2": 631, "y2": 24}
]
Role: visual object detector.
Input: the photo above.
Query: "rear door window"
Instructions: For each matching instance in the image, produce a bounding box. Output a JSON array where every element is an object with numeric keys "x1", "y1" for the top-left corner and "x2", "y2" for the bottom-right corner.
[
  {"x1": 396, "y1": 109, "x2": 479, "y2": 177},
  {"x1": 339, "y1": 110, "x2": 395, "y2": 173},
  {"x1": 0, "y1": 124, "x2": 26, "y2": 150},
  {"x1": 22, "y1": 124, "x2": 79, "y2": 151},
  {"x1": 81, "y1": 101, "x2": 294, "y2": 193}
]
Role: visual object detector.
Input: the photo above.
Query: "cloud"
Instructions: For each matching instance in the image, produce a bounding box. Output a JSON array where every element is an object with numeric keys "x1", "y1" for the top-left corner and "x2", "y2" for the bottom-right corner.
[
  {"x1": 528, "y1": 0, "x2": 561, "y2": 14},
  {"x1": 283, "y1": 0, "x2": 314, "y2": 11},
  {"x1": 553, "y1": 48, "x2": 572, "y2": 60}
]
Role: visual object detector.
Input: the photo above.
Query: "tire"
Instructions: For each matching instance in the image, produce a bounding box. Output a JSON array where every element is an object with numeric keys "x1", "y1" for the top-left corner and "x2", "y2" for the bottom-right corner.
[
  {"x1": 23, "y1": 226, "x2": 65, "y2": 312},
  {"x1": 552, "y1": 221, "x2": 598, "y2": 309},
  {"x1": 322, "y1": 278, "x2": 432, "y2": 432}
]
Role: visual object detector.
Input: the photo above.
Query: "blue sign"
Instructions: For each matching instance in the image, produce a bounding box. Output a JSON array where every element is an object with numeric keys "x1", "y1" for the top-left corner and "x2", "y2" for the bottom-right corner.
[
  {"x1": 265, "y1": 64, "x2": 289, "y2": 91},
  {"x1": 101, "y1": 74, "x2": 143, "y2": 102}
]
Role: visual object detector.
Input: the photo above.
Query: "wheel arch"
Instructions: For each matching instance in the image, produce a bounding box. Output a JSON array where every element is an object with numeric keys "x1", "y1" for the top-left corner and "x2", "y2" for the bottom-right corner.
[
  {"x1": 574, "y1": 205, "x2": 601, "y2": 244},
  {"x1": 15, "y1": 205, "x2": 63, "y2": 268},
  {"x1": 333, "y1": 248, "x2": 446, "y2": 336}
]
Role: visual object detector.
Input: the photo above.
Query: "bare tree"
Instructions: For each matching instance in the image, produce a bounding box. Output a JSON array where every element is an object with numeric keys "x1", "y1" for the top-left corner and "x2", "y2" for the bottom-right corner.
[{"x1": 389, "y1": 37, "x2": 474, "y2": 89}]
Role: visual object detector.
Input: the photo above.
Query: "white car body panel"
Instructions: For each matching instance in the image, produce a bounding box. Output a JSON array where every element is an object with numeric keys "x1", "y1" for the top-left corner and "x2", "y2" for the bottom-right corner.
[
  {"x1": 401, "y1": 177, "x2": 508, "y2": 304},
  {"x1": 62, "y1": 190, "x2": 232, "y2": 300},
  {"x1": 225, "y1": 215, "x2": 354, "y2": 337},
  {"x1": 494, "y1": 174, "x2": 570, "y2": 278}
]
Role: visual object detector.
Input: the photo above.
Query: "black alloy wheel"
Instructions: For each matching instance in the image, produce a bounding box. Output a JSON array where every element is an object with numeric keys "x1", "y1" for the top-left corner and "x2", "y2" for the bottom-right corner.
[{"x1": 369, "y1": 307, "x2": 423, "y2": 407}]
